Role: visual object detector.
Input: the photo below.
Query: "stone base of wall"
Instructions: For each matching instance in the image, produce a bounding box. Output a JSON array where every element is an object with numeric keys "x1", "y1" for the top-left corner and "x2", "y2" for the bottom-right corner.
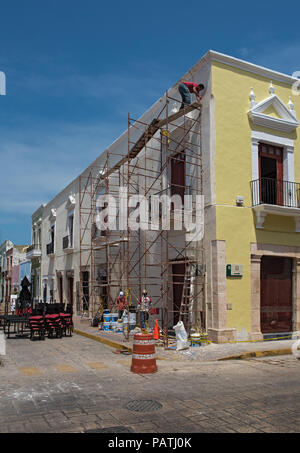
[
  {"x1": 248, "y1": 331, "x2": 264, "y2": 341},
  {"x1": 292, "y1": 331, "x2": 300, "y2": 340},
  {"x1": 207, "y1": 327, "x2": 236, "y2": 343},
  {"x1": 73, "y1": 315, "x2": 92, "y2": 325}
]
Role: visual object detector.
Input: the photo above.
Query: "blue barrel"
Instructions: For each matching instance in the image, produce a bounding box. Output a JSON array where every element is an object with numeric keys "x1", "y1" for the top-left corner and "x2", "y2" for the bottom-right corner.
[
  {"x1": 103, "y1": 313, "x2": 111, "y2": 322},
  {"x1": 111, "y1": 313, "x2": 119, "y2": 322}
]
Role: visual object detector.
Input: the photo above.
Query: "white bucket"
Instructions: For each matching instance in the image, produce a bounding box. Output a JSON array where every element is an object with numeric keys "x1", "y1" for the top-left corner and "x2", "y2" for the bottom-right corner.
[{"x1": 129, "y1": 312, "x2": 136, "y2": 323}]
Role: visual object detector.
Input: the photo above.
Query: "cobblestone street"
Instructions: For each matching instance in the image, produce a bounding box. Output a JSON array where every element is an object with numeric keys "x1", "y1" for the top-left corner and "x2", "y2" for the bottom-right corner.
[{"x1": 0, "y1": 334, "x2": 300, "y2": 433}]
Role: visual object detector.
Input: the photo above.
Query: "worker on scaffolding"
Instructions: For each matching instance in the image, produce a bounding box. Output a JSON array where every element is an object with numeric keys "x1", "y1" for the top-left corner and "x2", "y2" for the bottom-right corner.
[
  {"x1": 115, "y1": 291, "x2": 127, "y2": 319},
  {"x1": 178, "y1": 82, "x2": 204, "y2": 110},
  {"x1": 137, "y1": 289, "x2": 152, "y2": 331}
]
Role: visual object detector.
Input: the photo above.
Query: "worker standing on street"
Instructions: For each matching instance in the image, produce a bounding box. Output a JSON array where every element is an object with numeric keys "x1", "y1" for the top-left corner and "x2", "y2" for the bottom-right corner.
[
  {"x1": 137, "y1": 289, "x2": 152, "y2": 331},
  {"x1": 116, "y1": 291, "x2": 127, "y2": 319},
  {"x1": 178, "y1": 81, "x2": 204, "y2": 110}
]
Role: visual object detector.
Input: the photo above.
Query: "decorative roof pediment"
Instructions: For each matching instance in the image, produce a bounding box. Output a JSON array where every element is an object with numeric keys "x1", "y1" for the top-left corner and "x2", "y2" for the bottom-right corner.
[
  {"x1": 248, "y1": 92, "x2": 299, "y2": 133},
  {"x1": 66, "y1": 194, "x2": 76, "y2": 210},
  {"x1": 49, "y1": 208, "x2": 56, "y2": 222}
]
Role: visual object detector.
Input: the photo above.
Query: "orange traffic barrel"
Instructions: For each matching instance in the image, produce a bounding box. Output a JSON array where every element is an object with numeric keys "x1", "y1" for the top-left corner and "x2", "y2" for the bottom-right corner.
[{"x1": 131, "y1": 333, "x2": 157, "y2": 374}]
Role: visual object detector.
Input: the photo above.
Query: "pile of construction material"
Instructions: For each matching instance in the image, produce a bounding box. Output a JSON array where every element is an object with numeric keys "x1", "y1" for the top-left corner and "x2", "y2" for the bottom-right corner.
[{"x1": 99, "y1": 310, "x2": 137, "y2": 334}]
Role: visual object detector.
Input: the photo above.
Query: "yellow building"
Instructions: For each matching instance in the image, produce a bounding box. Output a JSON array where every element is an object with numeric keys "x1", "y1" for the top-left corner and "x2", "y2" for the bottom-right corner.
[{"x1": 203, "y1": 52, "x2": 300, "y2": 342}]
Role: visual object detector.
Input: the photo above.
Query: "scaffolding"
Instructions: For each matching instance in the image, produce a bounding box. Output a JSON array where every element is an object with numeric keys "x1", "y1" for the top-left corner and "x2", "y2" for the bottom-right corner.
[{"x1": 79, "y1": 92, "x2": 205, "y2": 348}]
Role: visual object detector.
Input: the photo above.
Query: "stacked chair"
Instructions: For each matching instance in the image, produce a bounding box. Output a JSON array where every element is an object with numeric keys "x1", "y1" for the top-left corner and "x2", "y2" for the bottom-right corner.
[
  {"x1": 28, "y1": 315, "x2": 46, "y2": 341},
  {"x1": 45, "y1": 314, "x2": 63, "y2": 338},
  {"x1": 28, "y1": 309, "x2": 73, "y2": 341},
  {"x1": 59, "y1": 312, "x2": 73, "y2": 337}
]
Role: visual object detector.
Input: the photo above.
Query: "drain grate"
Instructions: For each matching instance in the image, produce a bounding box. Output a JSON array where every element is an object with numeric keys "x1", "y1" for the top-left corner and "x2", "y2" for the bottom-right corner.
[
  {"x1": 125, "y1": 399, "x2": 163, "y2": 412},
  {"x1": 85, "y1": 426, "x2": 133, "y2": 433}
]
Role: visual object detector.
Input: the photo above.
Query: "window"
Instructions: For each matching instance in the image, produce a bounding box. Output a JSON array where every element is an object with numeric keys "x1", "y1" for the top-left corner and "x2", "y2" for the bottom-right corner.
[
  {"x1": 68, "y1": 213, "x2": 74, "y2": 247},
  {"x1": 47, "y1": 223, "x2": 55, "y2": 254},
  {"x1": 50, "y1": 223, "x2": 55, "y2": 244},
  {"x1": 49, "y1": 279, "x2": 54, "y2": 303},
  {"x1": 32, "y1": 227, "x2": 36, "y2": 245},
  {"x1": 38, "y1": 226, "x2": 41, "y2": 247},
  {"x1": 259, "y1": 143, "x2": 283, "y2": 205},
  {"x1": 58, "y1": 276, "x2": 63, "y2": 303},
  {"x1": 43, "y1": 283, "x2": 47, "y2": 303}
]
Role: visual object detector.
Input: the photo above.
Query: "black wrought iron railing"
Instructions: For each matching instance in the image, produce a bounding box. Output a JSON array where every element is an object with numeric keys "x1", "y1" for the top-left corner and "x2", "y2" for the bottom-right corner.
[
  {"x1": 251, "y1": 178, "x2": 300, "y2": 208},
  {"x1": 46, "y1": 242, "x2": 54, "y2": 255}
]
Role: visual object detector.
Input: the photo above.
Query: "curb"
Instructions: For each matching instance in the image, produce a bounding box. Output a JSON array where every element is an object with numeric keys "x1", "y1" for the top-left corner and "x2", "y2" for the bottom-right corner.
[
  {"x1": 74, "y1": 329, "x2": 293, "y2": 362},
  {"x1": 73, "y1": 328, "x2": 169, "y2": 360},
  {"x1": 73, "y1": 328, "x2": 133, "y2": 353},
  {"x1": 218, "y1": 348, "x2": 292, "y2": 361}
]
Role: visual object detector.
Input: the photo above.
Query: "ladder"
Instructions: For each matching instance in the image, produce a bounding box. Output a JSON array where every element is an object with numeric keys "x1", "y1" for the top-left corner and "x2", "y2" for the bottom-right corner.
[{"x1": 179, "y1": 263, "x2": 192, "y2": 325}]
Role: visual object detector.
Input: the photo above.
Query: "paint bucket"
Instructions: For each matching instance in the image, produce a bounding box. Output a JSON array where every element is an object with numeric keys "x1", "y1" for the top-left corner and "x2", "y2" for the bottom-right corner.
[
  {"x1": 190, "y1": 334, "x2": 201, "y2": 347},
  {"x1": 111, "y1": 313, "x2": 119, "y2": 322},
  {"x1": 129, "y1": 312, "x2": 136, "y2": 323},
  {"x1": 200, "y1": 333, "x2": 209, "y2": 344},
  {"x1": 116, "y1": 320, "x2": 123, "y2": 333},
  {"x1": 103, "y1": 321, "x2": 111, "y2": 331},
  {"x1": 103, "y1": 313, "x2": 111, "y2": 322},
  {"x1": 111, "y1": 321, "x2": 117, "y2": 332}
]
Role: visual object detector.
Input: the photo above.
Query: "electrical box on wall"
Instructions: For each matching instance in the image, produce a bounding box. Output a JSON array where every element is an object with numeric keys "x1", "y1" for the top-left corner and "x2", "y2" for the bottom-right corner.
[{"x1": 226, "y1": 264, "x2": 243, "y2": 277}]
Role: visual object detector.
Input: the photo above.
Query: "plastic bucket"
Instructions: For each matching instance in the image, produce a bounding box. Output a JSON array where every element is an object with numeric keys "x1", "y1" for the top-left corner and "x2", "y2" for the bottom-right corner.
[
  {"x1": 103, "y1": 321, "x2": 111, "y2": 331},
  {"x1": 190, "y1": 334, "x2": 201, "y2": 347},
  {"x1": 103, "y1": 313, "x2": 111, "y2": 322},
  {"x1": 111, "y1": 313, "x2": 119, "y2": 322},
  {"x1": 116, "y1": 321, "x2": 123, "y2": 333},
  {"x1": 129, "y1": 312, "x2": 136, "y2": 323},
  {"x1": 129, "y1": 323, "x2": 136, "y2": 331}
]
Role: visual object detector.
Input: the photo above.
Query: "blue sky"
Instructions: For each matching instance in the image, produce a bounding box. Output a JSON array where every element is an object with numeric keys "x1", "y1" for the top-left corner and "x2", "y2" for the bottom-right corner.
[{"x1": 0, "y1": 0, "x2": 299, "y2": 244}]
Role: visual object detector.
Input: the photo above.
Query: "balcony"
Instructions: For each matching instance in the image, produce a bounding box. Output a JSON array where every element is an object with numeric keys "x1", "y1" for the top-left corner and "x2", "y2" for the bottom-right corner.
[
  {"x1": 62, "y1": 235, "x2": 73, "y2": 252},
  {"x1": 46, "y1": 242, "x2": 54, "y2": 256},
  {"x1": 26, "y1": 244, "x2": 42, "y2": 260},
  {"x1": 251, "y1": 178, "x2": 300, "y2": 231}
]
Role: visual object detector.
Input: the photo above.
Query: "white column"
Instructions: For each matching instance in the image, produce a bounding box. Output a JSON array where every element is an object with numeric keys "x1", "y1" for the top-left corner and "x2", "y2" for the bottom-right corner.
[
  {"x1": 251, "y1": 138, "x2": 259, "y2": 181},
  {"x1": 284, "y1": 145, "x2": 294, "y2": 181}
]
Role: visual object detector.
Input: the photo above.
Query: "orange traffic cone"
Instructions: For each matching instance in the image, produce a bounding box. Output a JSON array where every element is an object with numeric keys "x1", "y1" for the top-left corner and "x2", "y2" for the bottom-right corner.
[{"x1": 154, "y1": 319, "x2": 160, "y2": 340}]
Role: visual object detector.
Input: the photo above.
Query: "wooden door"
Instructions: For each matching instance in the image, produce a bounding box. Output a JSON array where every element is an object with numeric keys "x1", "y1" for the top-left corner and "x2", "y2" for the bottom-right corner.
[
  {"x1": 171, "y1": 152, "x2": 186, "y2": 202},
  {"x1": 68, "y1": 277, "x2": 74, "y2": 309},
  {"x1": 259, "y1": 143, "x2": 283, "y2": 205},
  {"x1": 260, "y1": 256, "x2": 292, "y2": 333},
  {"x1": 58, "y1": 276, "x2": 63, "y2": 304}
]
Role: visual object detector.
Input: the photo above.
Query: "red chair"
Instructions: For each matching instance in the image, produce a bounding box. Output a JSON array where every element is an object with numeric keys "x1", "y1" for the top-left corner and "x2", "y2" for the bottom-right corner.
[
  {"x1": 45, "y1": 314, "x2": 63, "y2": 338},
  {"x1": 29, "y1": 316, "x2": 45, "y2": 341},
  {"x1": 59, "y1": 313, "x2": 73, "y2": 337}
]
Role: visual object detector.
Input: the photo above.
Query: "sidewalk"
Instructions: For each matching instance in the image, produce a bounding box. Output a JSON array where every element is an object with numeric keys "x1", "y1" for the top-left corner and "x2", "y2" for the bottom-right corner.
[{"x1": 73, "y1": 317, "x2": 298, "y2": 362}]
